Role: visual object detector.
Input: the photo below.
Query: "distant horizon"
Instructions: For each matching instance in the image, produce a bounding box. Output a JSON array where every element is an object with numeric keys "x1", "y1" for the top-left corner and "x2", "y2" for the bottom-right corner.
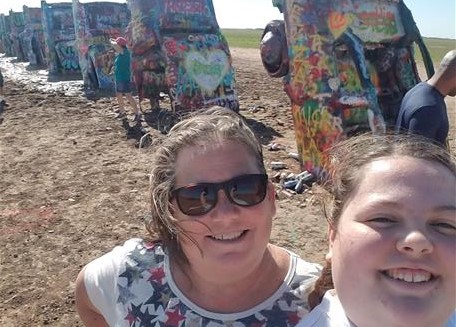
[
  {"x1": 218, "y1": 28, "x2": 456, "y2": 41},
  {"x1": 0, "y1": 0, "x2": 455, "y2": 40}
]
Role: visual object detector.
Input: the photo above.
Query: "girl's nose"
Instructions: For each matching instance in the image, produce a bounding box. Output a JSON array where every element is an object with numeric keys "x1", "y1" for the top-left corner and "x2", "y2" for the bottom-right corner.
[{"x1": 396, "y1": 230, "x2": 434, "y2": 257}]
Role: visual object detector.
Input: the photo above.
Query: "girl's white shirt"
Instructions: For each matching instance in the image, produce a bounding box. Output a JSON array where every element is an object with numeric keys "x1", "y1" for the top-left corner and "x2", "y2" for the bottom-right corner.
[{"x1": 296, "y1": 290, "x2": 456, "y2": 327}]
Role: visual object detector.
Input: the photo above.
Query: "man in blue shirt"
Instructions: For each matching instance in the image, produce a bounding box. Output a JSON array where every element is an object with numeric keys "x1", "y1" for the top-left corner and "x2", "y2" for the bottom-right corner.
[{"x1": 396, "y1": 50, "x2": 456, "y2": 147}]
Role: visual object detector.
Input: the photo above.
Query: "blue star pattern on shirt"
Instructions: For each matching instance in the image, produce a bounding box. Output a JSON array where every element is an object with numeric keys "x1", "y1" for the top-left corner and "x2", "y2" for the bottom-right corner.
[
  {"x1": 118, "y1": 283, "x2": 136, "y2": 305},
  {"x1": 120, "y1": 261, "x2": 144, "y2": 286},
  {"x1": 113, "y1": 240, "x2": 316, "y2": 327}
]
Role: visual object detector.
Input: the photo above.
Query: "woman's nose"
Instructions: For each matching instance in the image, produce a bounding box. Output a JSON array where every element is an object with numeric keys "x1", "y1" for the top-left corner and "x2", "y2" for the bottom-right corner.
[
  {"x1": 396, "y1": 230, "x2": 434, "y2": 257},
  {"x1": 211, "y1": 189, "x2": 239, "y2": 218}
]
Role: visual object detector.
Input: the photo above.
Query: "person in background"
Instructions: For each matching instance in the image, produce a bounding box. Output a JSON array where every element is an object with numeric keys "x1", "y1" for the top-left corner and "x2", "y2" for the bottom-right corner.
[
  {"x1": 297, "y1": 133, "x2": 456, "y2": 327},
  {"x1": 110, "y1": 36, "x2": 141, "y2": 121},
  {"x1": 395, "y1": 49, "x2": 456, "y2": 147},
  {"x1": 75, "y1": 107, "x2": 321, "y2": 327}
]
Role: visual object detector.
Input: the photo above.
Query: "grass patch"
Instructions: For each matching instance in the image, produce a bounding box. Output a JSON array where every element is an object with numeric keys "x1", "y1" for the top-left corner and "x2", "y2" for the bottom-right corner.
[
  {"x1": 222, "y1": 29, "x2": 263, "y2": 49},
  {"x1": 222, "y1": 28, "x2": 455, "y2": 65},
  {"x1": 414, "y1": 37, "x2": 456, "y2": 64}
]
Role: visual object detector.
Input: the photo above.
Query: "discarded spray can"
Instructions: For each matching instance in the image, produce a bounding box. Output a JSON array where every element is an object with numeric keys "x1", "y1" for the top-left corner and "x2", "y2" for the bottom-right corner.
[
  {"x1": 294, "y1": 178, "x2": 307, "y2": 193},
  {"x1": 296, "y1": 171, "x2": 313, "y2": 182},
  {"x1": 287, "y1": 173, "x2": 296, "y2": 179},
  {"x1": 288, "y1": 152, "x2": 300, "y2": 160},
  {"x1": 283, "y1": 180, "x2": 298, "y2": 189},
  {"x1": 271, "y1": 161, "x2": 286, "y2": 170}
]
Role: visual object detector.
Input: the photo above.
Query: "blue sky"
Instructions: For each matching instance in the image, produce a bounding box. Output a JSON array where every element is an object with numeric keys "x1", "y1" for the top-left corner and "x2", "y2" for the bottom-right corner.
[{"x1": 1, "y1": 0, "x2": 455, "y2": 39}]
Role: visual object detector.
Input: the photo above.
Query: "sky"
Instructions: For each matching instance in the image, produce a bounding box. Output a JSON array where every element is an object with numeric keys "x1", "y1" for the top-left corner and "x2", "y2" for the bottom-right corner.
[{"x1": 0, "y1": 0, "x2": 455, "y2": 39}]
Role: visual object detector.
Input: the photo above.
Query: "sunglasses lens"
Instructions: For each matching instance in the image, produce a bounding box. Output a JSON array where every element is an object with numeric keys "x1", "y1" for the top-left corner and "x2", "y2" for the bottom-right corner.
[
  {"x1": 228, "y1": 175, "x2": 268, "y2": 206},
  {"x1": 173, "y1": 174, "x2": 268, "y2": 216},
  {"x1": 175, "y1": 185, "x2": 216, "y2": 216}
]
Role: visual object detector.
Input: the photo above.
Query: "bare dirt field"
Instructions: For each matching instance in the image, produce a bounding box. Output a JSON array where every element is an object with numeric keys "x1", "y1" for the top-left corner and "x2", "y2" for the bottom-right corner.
[{"x1": 0, "y1": 48, "x2": 454, "y2": 326}]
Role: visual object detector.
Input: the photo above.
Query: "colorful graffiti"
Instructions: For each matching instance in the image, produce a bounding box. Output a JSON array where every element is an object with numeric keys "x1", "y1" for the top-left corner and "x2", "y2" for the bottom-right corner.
[
  {"x1": 42, "y1": 1, "x2": 80, "y2": 75},
  {"x1": 127, "y1": 0, "x2": 238, "y2": 111},
  {"x1": 72, "y1": 0, "x2": 130, "y2": 91},
  {"x1": 262, "y1": 0, "x2": 433, "y2": 175},
  {"x1": 20, "y1": 6, "x2": 46, "y2": 66}
]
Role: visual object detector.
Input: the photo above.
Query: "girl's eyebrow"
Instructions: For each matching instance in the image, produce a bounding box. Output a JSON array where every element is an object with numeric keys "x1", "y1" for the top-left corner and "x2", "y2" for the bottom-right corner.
[
  {"x1": 431, "y1": 205, "x2": 456, "y2": 212},
  {"x1": 362, "y1": 200, "x2": 456, "y2": 213}
]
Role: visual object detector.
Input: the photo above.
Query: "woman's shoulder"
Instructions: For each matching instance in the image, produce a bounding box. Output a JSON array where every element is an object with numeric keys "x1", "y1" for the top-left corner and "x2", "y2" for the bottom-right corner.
[
  {"x1": 84, "y1": 238, "x2": 165, "y2": 278},
  {"x1": 82, "y1": 239, "x2": 168, "y2": 324},
  {"x1": 282, "y1": 247, "x2": 322, "y2": 278},
  {"x1": 271, "y1": 246, "x2": 322, "y2": 312}
]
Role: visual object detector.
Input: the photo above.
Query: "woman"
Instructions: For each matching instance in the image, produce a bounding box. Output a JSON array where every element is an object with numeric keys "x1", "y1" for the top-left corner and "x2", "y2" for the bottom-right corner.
[
  {"x1": 75, "y1": 107, "x2": 321, "y2": 326},
  {"x1": 110, "y1": 36, "x2": 140, "y2": 121},
  {"x1": 298, "y1": 134, "x2": 456, "y2": 327}
]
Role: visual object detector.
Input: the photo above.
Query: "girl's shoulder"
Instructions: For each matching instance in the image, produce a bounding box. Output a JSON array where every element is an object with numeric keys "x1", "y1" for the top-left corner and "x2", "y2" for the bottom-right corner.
[{"x1": 296, "y1": 291, "x2": 353, "y2": 327}]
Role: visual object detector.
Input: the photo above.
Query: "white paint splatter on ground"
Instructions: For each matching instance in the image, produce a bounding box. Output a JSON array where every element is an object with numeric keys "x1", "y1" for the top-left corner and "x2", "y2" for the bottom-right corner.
[{"x1": 0, "y1": 54, "x2": 84, "y2": 97}]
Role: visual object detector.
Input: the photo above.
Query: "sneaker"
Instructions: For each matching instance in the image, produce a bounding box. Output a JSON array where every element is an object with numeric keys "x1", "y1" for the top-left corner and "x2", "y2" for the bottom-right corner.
[{"x1": 115, "y1": 111, "x2": 126, "y2": 119}]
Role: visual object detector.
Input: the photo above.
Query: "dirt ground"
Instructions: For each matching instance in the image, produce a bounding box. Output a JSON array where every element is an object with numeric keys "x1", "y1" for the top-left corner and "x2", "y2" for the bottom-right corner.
[{"x1": 0, "y1": 48, "x2": 454, "y2": 326}]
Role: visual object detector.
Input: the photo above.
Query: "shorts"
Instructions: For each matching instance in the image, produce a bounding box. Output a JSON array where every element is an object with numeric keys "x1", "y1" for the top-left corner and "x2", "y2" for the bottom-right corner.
[{"x1": 115, "y1": 80, "x2": 131, "y2": 94}]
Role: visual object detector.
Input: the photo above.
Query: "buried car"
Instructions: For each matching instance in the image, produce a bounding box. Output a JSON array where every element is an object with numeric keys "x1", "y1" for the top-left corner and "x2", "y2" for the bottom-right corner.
[{"x1": 261, "y1": 0, "x2": 434, "y2": 175}]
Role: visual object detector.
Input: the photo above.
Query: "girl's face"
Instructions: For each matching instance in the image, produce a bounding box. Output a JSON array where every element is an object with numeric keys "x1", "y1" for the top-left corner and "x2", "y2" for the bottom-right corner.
[
  {"x1": 172, "y1": 140, "x2": 276, "y2": 283},
  {"x1": 328, "y1": 156, "x2": 456, "y2": 327}
]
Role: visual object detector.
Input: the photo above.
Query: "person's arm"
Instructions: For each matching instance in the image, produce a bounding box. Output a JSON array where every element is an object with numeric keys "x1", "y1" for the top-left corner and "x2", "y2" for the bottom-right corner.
[
  {"x1": 407, "y1": 107, "x2": 440, "y2": 140},
  {"x1": 74, "y1": 267, "x2": 109, "y2": 327}
]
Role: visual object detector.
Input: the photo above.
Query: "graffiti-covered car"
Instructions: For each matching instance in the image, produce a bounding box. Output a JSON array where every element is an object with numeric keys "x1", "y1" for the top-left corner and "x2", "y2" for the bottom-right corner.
[
  {"x1": 9, "y1": 10, "x2": 26, "y2": 62},
  {"x1": 42, "y1": 1, "x2": 80, "y2": 75},
  {"x1": 72, "y1": 0, "x2": 130, "y2": 92},
  {"x1": 21, "y1": 6, "x2": 46, "y2": 66},
  {"x1": 0, "y1": 14, "x2": 13, "y2": 57},
  {"x1": 126, "y1": 0, "x2": 239, "y2": 111},
  {"x1": 261, "y1": 0, "x2": 434, "y2": 175}
]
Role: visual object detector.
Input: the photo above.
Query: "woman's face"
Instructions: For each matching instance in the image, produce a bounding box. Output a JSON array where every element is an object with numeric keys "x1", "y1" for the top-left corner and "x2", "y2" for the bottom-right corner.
[
  {"x1": 172, "y1": 140, "x2": 276, "y2": 282},
  {"x1": 328, "y1": 156, "x2": 456, "y2": 327}
]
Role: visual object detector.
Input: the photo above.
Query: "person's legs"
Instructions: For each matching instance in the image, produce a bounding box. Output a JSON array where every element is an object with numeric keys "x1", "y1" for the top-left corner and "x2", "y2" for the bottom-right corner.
[
  {"x1": 125, "y1": 93, "x2": 140, "y2": 115},
  {"x1": 115, "y1": 92, "x2": 126, "y2": 115},
  {"x1": 115, "y1": 81, "x2": 140, "y2": 119}
]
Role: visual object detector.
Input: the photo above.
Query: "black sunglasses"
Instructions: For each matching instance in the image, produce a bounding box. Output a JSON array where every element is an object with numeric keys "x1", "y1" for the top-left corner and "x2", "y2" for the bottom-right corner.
[{"x1": 171, "y1": 174, "x2": 269, "y2": 216}]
